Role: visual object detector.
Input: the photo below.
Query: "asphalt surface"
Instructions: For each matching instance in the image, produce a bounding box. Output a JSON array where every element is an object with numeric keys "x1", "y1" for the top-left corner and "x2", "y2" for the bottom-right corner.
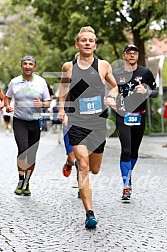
[{"x1": 0, "y1": 128, "x2": 167, "y2": 252}]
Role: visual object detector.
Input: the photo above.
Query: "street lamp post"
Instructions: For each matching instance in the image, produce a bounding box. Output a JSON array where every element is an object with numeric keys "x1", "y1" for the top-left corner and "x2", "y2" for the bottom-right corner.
[{"x1": 156, "y1": 55, "x2": 165, "y2": 133}]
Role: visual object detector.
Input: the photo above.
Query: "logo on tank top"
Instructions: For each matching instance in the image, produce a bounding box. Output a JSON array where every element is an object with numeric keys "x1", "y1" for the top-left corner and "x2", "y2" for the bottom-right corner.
[{"x1": 119, "y1": 76, "x2": 126, "y2": 83}]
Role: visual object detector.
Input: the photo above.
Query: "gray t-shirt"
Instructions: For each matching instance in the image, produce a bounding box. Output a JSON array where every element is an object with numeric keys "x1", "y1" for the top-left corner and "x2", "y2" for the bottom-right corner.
[{"x1": 6, "y1": 74, "x2": 50, "y2": 121}]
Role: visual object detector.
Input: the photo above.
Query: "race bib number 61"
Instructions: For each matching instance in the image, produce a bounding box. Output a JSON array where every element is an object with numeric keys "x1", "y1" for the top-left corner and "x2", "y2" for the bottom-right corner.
[{"x1": 79, "y1": 95, "x2": 102, "y2": 114}]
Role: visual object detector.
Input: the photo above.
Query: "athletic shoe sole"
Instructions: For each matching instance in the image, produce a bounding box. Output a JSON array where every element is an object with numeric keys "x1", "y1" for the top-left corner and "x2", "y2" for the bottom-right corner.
[
  {"x1": 23, "y1": 191, "x2": 31, "y2": 196},
  {"x1": 122, "y1": 196, "x2": 131, "y2": 203},
  {"x1": 14, "y1": 191, "x2": 23, "y2": 196}
]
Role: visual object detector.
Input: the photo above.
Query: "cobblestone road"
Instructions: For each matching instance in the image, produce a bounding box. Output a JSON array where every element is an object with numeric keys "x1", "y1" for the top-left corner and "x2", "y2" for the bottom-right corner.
[{"x1": 0, "y1": 130, "x2": 167, "y2": 252}]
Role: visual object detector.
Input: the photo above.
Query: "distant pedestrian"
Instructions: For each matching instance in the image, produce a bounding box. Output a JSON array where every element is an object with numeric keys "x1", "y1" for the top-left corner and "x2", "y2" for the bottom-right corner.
[
  {"x1": 4, "y1": 56, "x2": 50, "y2": 196},
  {"x1": 113, "y1": 44, "x2": 158, "y2": 201},
  {"x1": 2, "y1": 106, "x2": 13, "y2": 135}
]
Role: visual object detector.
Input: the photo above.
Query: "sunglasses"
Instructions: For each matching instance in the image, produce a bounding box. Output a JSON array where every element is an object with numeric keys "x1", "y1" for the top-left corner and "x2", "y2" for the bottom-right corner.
[{"x1": 125, "y1": 51, "x2": 139, "y2": 55}]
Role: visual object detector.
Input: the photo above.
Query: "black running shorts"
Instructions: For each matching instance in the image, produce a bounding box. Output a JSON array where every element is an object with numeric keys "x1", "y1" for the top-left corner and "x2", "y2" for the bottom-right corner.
[{"x1": 68, "y1": 125, "x2": 106, "y2": 153}]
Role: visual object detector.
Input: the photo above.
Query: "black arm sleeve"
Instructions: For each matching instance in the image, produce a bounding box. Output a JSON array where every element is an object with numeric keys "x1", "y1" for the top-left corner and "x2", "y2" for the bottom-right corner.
[
  {"x1": 148, "y1": 87, "x2": 159, "y2": 98},
  {"x1": 144, "y1": 68, "x2": 158, "y2": 98}
]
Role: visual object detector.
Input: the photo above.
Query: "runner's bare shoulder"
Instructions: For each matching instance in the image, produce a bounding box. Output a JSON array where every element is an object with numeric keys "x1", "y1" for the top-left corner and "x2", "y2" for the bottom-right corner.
[{"x1": 62, "y1": 61, "x2": 73, "y2": 72}]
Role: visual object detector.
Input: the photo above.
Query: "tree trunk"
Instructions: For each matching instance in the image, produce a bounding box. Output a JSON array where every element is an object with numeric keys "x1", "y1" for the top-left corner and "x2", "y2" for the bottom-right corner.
[{"x1": 133, "y1": 30, "x2": 146, "y2": 67}]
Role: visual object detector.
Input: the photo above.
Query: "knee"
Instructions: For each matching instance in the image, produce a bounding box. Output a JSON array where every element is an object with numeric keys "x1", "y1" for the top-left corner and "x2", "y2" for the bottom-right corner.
[
  {"x1": 18, "y1": 143, "x2": 28, "y2": 157},
  {"x1": 91, "y1": 170, "x2": 99, "y2": 175},
  {"x1": 90, "y1": 165, "x2": 100, "y2": 174},
  {"x1": 27, "y1": 155, "x2": 36, "y2": 166},
  {"x1": 78, "y1": 160, "x2": 89, "y2": 175},
  {"x1": 121, "y1": 148, "x2": 131, "y2": 161}
]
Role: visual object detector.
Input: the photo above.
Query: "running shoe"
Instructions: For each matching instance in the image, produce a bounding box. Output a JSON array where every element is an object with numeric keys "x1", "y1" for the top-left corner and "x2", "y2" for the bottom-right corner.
[
  {"x1": 85, "y1": 210, "x2": 97, "y2": 229},
  {"x1": 122, "y1": 187, "x2": 131, "y2": 201},
  {"x1": 23, "y1": 183, "x2": 31, "y2": 196},
  {"x1": 14, "y1": 179, "x2": 24, "y2": 195},
  {"x1": 62, "y1": 163, "x2": 72, "y2": 177}
]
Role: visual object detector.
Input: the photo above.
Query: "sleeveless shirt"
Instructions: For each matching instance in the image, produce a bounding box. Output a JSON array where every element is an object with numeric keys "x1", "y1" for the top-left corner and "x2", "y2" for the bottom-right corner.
[{"x1": 68, "y1": 58, "x2": 107, "y2": 130}]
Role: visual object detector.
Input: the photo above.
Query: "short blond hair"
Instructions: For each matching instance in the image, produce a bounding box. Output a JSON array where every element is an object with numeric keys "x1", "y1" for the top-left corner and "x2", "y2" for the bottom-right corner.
[{"x1": 76, "y1": 26, "x2": 96, "y2": 42}]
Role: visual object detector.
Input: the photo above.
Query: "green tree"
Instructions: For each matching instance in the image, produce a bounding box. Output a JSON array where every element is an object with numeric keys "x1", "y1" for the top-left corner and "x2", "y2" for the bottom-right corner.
[
  {"x1": 105, "y1": 0, "x2": 167, "y2": 66},
  {"x1": 0, "y1": 1, "x2": 62, "y2": 89},
  {"x1": 12, "y1": 0, "x2": 167, "y2": 66},
  {"x1": 12, "y1": 0, "x2": 127, "y2": 62}
]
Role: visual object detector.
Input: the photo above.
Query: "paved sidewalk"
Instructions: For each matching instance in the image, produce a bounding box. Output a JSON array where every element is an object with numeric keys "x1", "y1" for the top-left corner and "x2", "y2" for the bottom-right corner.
[
  {"x1": 106, "y1": 134, "x2": 167, "y2": 159},
  {"x1": 0, "y1": 131, "x2": 167, "y2": 252}
]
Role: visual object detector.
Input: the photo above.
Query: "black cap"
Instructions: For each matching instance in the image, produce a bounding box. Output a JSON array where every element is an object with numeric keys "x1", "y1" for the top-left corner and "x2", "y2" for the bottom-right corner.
[
  {"x1": 21, "y1": 56, "x2": 36, "y2": 65},
  {"x1": 123, "y1": 44, "x2": 139, "y2": 53}
]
